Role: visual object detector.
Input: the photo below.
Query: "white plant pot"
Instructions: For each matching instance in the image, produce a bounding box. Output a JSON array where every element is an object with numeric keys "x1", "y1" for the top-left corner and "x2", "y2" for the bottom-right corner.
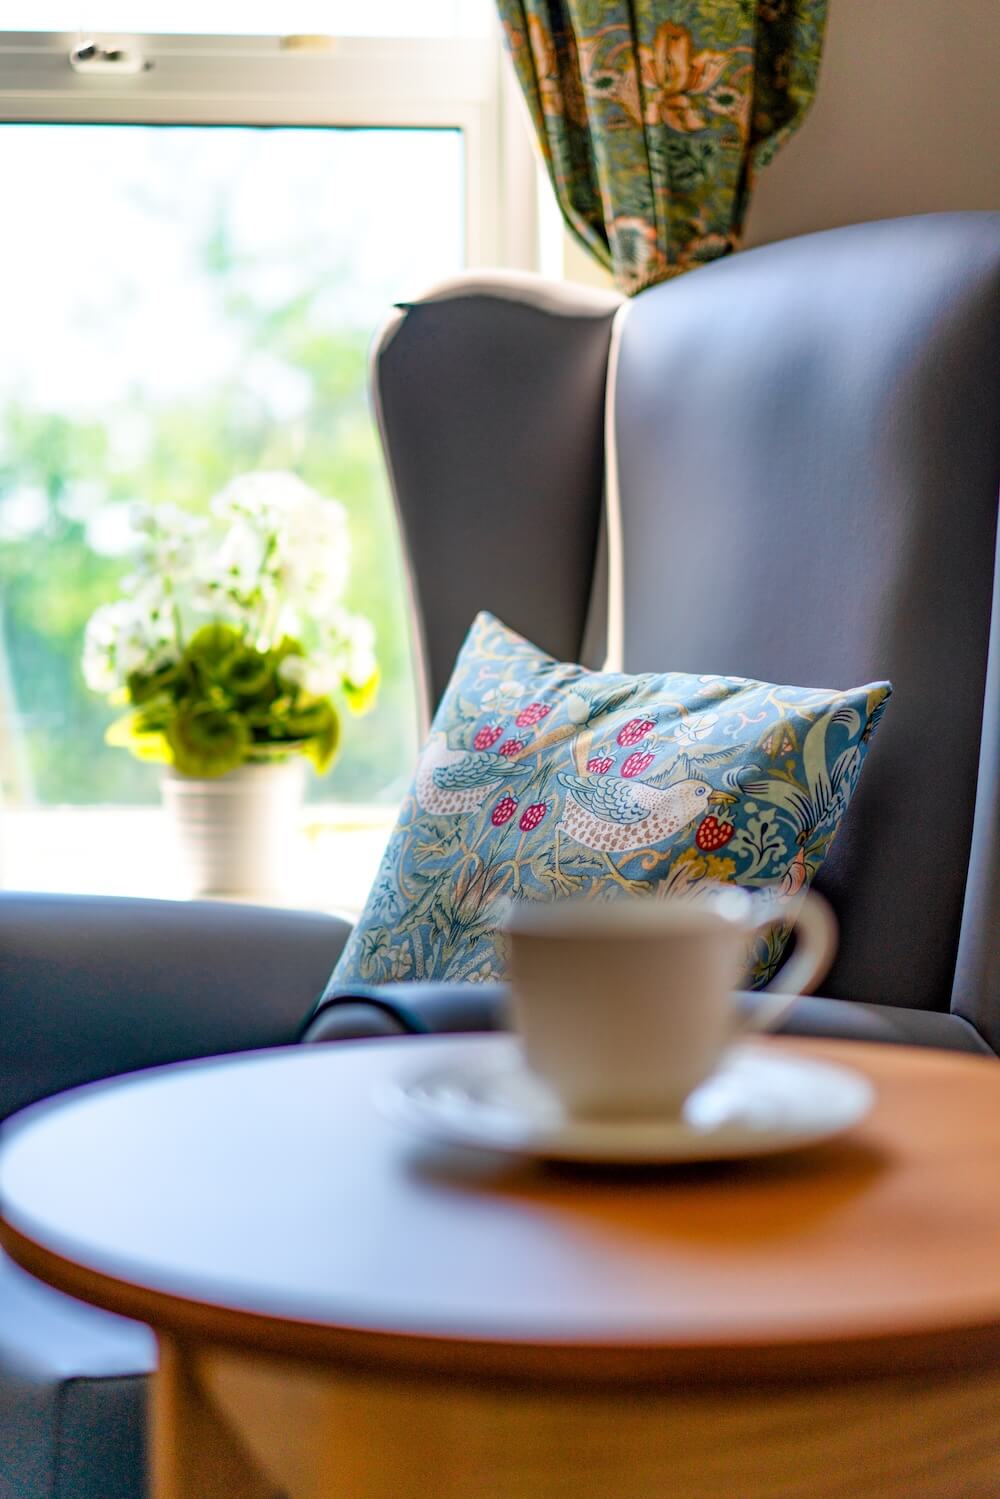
[{"x1": 162, "y1": 760, "x2": 307, "y2": 899}]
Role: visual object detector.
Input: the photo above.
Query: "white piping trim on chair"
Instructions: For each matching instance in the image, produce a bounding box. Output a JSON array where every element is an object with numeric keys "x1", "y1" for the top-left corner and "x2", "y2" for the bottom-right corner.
[
  {"x1": 368, "y1": 306, "x2": 435, "y2": 740},
  {"x1": 602, "y1": 299, "x2": 631, "y2": 672},
  {"x1": 378, "y1": 270, "x2": 623, "y2": 357},
  {"x1": 405, "y1": 268, "x2": 623, "y2": 314}
]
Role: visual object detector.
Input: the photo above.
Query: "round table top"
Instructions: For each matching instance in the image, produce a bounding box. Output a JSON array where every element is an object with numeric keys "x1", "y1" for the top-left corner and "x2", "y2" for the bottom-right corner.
[{"x1": 3, "y1": 1035, "x2": 1000, "y2": 1384}]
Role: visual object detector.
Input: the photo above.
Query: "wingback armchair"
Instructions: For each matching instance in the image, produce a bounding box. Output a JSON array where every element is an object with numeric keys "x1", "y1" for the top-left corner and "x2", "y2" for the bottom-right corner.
[
  {"x1": 310, "y1": 210, "x2": 1000, "y2": 1057},
  {"x1": 1, "y1": 211, "x2": 998, "y2": 1499}
]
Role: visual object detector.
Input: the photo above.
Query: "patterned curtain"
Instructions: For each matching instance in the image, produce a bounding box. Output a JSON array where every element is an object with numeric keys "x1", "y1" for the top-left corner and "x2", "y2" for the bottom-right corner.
[{"x1": 497, "y1": 0, "x2": 827, "y2": 293}]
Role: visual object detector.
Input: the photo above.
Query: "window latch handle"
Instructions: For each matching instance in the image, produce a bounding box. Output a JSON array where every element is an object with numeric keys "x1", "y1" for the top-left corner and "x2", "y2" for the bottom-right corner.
[{"x1": 69, "y1": 40, "x2": 149, "y2": 76}]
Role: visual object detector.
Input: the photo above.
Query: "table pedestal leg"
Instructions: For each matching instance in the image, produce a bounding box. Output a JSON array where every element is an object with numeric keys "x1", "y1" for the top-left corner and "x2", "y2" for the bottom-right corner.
[
  {"x1": 150, "y1": 1335, "x2": 280, "y2": 1499},
  {"x1": 197, "y1": 1346, "x2": 1000, "y2": 1499}
]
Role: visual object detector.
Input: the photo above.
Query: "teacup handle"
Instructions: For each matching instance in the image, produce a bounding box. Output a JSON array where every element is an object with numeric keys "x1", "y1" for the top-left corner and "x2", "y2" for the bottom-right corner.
[{"x1": 736, "y1": 888, "x2": 838, "y2": 1036}]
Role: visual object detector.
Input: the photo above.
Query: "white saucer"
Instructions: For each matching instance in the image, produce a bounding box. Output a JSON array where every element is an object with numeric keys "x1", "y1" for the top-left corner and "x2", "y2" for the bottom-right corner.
[{"x1": 376, "y1": 1037, "x2": 874, "y2": 1164}]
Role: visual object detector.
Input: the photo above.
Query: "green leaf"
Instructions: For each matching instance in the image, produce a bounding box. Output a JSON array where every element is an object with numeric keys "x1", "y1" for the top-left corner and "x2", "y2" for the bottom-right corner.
[
  {"x1": 185, "y1": 622, "x2": 242, "y2": 670},
  {"x1": 125, "y1": 660, "x2": 180, "y2": 705},
  {"x1": 246, "y1": 739, "x2": 303, "y2": 760},
  {"x1": 220, "y1": 647, "x2": 274, "y2": 700},
  {"x1": 272, "y1": 634, "x2": 305, "y2": 662},
  {"x1": 105, "y1": 712, "x2": 171, "y2": 764},
  {"x1": 302, "y1": 702, "x2": 340, "y2": 774},
  {"x1": 343, "y1": 666, "x2": 379, "y2": 717},
  {"x1": 165, "y1": 703, "x2": 250, "y2": 777}
]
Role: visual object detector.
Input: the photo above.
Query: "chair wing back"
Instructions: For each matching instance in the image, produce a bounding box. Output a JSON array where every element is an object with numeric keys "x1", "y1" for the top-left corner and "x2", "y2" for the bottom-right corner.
[
  {"x1": 612, "y1": 214, "x2": 1000, "y2": 1031},
  {"x1": 371, "y1": 273, "x2": 621, "y2": 718}
]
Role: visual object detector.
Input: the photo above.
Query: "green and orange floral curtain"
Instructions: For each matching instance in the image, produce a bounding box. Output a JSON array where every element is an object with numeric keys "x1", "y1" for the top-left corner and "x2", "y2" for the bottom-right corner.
[{"x1": 497, "y1": 0, "x2": 828, "y2": 293}]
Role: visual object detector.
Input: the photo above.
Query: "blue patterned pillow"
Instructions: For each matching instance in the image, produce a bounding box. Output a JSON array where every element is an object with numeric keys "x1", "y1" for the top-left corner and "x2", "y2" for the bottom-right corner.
[{"x1": 329, "y1": 613, "x2": 891, "y2": 992}]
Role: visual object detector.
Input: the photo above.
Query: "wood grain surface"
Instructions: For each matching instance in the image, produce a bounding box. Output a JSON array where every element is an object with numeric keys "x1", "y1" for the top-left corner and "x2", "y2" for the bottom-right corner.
[
  {"x1": 3, "y1": 1036, "x2": 1000, "y2": 1384},
  {"x1": 147, "y1": 1337, "x2": 1000, "y2": 1499},
  {"x1": 193, "y1": 1344, "x2": 1000, "y2": 1499}
]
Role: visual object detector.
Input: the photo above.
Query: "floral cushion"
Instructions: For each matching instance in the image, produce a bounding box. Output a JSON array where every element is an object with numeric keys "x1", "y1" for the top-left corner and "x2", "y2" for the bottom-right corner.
[{"x1": 328, "y1": 613, "x2": 891, "y2": 992}]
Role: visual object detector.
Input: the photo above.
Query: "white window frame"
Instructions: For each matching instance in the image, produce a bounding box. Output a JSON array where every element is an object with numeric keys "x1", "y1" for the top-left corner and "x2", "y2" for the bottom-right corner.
[{"x1": 0, "y1": 28, "x2": 539, "y2": 270}]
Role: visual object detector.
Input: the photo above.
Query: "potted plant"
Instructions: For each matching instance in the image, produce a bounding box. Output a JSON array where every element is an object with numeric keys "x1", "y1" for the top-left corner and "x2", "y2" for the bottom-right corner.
[{"x1": 83, "y1": 471, "x2": 378, "y2": 897}]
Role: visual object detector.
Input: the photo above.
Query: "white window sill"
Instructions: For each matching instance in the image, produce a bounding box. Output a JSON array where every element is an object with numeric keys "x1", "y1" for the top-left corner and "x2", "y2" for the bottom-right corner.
[{"x1": 0, "y1": 804, "x2": 394, "y2": 918}]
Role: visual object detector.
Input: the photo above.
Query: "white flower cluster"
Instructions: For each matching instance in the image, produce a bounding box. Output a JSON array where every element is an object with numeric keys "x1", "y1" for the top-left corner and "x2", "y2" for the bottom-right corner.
[
  {"x1": 277, "y1": 609, "x2": 377, "y2": 697},
  {"x1": 208, "y1": 470, "x2": 351, "y2": 626},
  {"x1": 82, "y1": 597, "x2": 176, "y2": 694},
  {"x1": 82, "y1": 471, "x2": 375, "y2": 697},
  {"x1": 128, "y1": 502, "x2": 206, "y2": 582}
]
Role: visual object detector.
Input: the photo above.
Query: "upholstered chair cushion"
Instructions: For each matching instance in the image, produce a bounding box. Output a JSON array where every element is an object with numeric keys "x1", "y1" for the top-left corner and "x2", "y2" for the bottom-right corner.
[
  {"x1": 0, "y1": 1250, "x2": 155, "y2": 1499},
  {"x1": 326, "y1": 613, "x2": 890, "y2": 995}
]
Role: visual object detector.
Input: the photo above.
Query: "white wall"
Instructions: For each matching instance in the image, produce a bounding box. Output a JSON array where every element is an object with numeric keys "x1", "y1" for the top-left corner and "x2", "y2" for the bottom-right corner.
[{"x1": 745, "y1": 0, "x2": 1000, "y2": 246}]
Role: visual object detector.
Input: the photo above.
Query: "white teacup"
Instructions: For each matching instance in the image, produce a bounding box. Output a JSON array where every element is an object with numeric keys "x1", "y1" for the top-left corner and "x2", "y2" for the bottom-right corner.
[{"x1": 505, "y1": 888, "x2": 837, "y2": 1120}]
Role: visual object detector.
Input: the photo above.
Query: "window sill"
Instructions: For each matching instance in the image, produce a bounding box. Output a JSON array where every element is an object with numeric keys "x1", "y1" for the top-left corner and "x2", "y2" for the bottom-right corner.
[{"x1": 0, "y1": 803, "x2": 394, "y2": 918}]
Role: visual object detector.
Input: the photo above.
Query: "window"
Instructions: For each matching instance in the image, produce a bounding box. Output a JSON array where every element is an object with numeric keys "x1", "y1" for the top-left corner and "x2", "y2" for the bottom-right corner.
[
  {"x1": 0, "y1": 12, "x2": 539, "y2": 901},
  {"x1": 0, "y1": 13, "x2": 535, "y2": 797}
]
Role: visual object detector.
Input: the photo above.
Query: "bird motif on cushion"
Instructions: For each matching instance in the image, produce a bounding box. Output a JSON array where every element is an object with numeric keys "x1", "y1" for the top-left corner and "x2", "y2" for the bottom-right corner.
[
  {"x1": 415, "y1": 731, "x2": 532, "y2": 815},
  {"x1": 556, "y1": 770, "x2": 721, "y2": 853}
]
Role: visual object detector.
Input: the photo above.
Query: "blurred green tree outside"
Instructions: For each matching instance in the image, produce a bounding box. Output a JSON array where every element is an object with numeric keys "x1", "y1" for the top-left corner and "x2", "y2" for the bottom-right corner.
[{"x1": 0, "y1": 124, "x2": 462, "y2": 806}]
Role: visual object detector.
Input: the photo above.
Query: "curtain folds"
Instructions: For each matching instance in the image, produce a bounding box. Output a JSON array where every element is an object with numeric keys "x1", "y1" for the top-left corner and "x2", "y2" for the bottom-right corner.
[{"x1": 497, "y1": 0, "x2": 828, "y2": 293}]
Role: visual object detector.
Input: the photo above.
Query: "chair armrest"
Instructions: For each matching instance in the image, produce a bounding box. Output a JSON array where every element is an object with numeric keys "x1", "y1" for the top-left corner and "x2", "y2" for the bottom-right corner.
[
  {"x1": 301, "y1": 982, "x2": 507, "y2": 1043},
  {"x1": 0, "y1": 892, "x2": 351, "y2": 1120},
  {"x1": 767, "y1": 993, "x2": 994, "y2": 1054},
  {"x1": 301, "y1": 982, "x2": 995, "y2": 1056}
]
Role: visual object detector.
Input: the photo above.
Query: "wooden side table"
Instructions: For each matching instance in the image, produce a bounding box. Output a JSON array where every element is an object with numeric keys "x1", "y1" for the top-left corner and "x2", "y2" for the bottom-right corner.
[{"x1": 3, "y1": 1036, "x2": 1000, "y2": 1499}]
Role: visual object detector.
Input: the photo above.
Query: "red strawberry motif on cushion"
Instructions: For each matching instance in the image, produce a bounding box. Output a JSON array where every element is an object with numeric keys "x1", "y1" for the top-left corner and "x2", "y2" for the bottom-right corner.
[
  {"x1": 587, "y1": 756, "x2": 614, "y2": 775},
  {"x1": 492, "y1": 795, "x2": 518, "y2": 826},
  {"x1": 519, "y1": 802, "x2": 548, "y2": 832},
  {"x1": 474, "y1": 724, "x2": 503, "y2": 751},
  {"x1": 498, "y1": 738, "x2": 524, "y2": 758},
  {"x1": 515, "y1": 702, "x2": 551, "y2": 728},
  {"x1": 696, "y1": 815, "x2": 735, "y2": 851},
  {"x1": 617, "y1": 717, "x2": 655, "y2": 747},
  {"x1": 620, "y1": 750, "x2": 654, "y2": 779}
]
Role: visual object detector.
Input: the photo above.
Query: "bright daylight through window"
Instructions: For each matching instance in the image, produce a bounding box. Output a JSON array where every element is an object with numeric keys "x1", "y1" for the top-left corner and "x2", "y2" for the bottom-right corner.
[
  {"x1": 0, "y1": 124, "x2": 461, "y2": 807},
  {"x1": 0, "y1": 4, "x2": 505, "y2": 885}
]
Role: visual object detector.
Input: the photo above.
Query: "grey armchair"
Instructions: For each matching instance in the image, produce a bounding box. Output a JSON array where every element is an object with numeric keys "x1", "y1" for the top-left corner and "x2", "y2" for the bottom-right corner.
[
  {"x1": 1, "y1": 210, "x2": 998, "y2": 1498},
  {"x1": 313, "y1": 210, "x2": 1000, "y2": 1057},
  {"x1": 0, "y1": 895, "x2": 350, "y2": 1499}
]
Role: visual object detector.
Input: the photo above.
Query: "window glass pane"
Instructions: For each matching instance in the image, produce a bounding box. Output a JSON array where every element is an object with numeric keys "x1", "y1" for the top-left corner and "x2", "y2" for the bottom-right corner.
[
  {"x1": 1, "y1": 3, "x2": 491, "y2": 36},
  {"x1": 0, "y1": 124, "x2": 463, "y2": 805}
]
